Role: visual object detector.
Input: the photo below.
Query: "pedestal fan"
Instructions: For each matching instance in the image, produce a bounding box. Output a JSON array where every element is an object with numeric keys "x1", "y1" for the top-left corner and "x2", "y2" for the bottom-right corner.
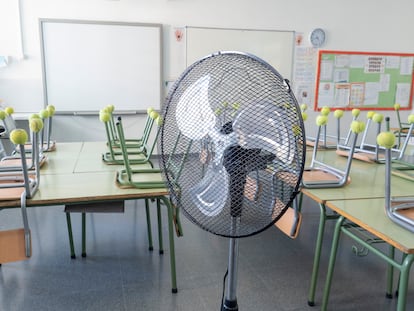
[{"x1": 159, "y1": 52, "x2": 306, "y2": 310}]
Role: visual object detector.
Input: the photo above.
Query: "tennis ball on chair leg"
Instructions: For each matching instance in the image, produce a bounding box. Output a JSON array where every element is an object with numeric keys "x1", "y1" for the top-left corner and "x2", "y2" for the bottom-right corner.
[
  {"x1": 320, "y1": 106, "x2": 330, "y2": 116},
  {"x1": 333, "y1": 109, "x2": 344, "y2": 119},
  {"x1": 10, "y1": 129, "x2": 28, "y2": 145},
  {"x1": 29, "y1": 118, "x2": 44, "y2": 133},
  {"x1": 315, "y1": 115, "x2": 328, "y2": 126},
  {"x1": 377, "y1": 132, "x2": 396, "y2": 149},
  {"x1": 350, "y1": 120, "x2": 365, "y2": 134}
]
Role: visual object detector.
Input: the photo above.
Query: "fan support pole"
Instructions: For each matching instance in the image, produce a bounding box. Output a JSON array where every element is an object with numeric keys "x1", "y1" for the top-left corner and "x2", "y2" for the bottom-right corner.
[{"x1": 221, "y1": 218, "x2": 240, "y2": 311}]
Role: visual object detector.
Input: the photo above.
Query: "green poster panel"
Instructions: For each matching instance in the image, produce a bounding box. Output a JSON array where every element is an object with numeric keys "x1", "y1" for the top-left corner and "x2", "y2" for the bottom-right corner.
[{"x1": 314, "y1": 50, "x2": 414, "y2": 111}]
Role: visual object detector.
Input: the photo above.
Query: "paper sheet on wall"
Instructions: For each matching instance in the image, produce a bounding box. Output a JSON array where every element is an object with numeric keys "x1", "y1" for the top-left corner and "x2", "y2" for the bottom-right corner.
[
  {"x1": 396, "y1": 83, "x2": 411, "y2": 107},
  {"x1": 293, "y1": 46, "x2": 317, "y2": 108}
]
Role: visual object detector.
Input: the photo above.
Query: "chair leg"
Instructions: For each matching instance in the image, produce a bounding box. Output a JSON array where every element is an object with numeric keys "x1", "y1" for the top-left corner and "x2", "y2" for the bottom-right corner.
[
  {"x1": 65, "y1": 212, "x2": 76, "y2": 259},
  {"x1": 157, "y1": 198, "x2": 164, "y2": 255},
  {"x1": 81, "y1": 212, "x2": 86, "y2": 257},
  {"x1": 145, "y1": 199, "x2": 154, "y2": 251}
]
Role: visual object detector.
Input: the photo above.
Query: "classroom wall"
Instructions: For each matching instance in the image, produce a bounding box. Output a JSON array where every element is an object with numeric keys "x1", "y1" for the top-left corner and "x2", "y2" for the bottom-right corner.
[{"x1": 1, "y1": 0, "x2": 414, "y2": 143}]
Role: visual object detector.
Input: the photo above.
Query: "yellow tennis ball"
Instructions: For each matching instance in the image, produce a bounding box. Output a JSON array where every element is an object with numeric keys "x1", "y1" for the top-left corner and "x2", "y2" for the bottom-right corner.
[
  {"x1": 155, "y1": 116, "x2": 163, "y2": 126},
  {"x1": 150, "y1": 110, "x2": 159, "y2": 120},
  {"x1": 300, "y1": 103, "x2": 308, "y2": 112},
  {"x1": 29, "y1": 118, "x2": 44, "y2": 133},
  {"x1": 316, "y1": 115, "x2": 328, "y2": 126},
  {"x1": 47, "y1": 105, "x2": 56, "y2": 116},
  {"x1": 366, "y1": 111, "x2": 375, "y2": 119},
  {"x1": 320, "y1": 106, "x2": 330, "y2": 116},
  {"x1": 377, "y1": 131, "x2": 395, "y2": 149},
  {"x1": 101, "y1": 106, "x2": 110, "y2": 113},
  {"x1": 39, "y1": 109, "x2": 50, "y2": 119},
  {"x1": 29, "y1": 113, "x2": 41, "y2": 120},
  {"x1": 5, "y1": 106, "x2": 14, "y2": 115},
  {"x1": 0, "y1": 110, "x2": 6, "y2": 120},
  {"x1": 394, "y1": 103, "x2": 401, "y2": 111},
  {"x1": 351, "y1": 108, "x2": 360, "y2": 117},
  {"x1": 350, "y1": 120, "x2": 365, "y2": 134},
  {"x1": 372, "y1": 113, "x2": 384, "y2": 123},
  {"x1": 333, "y1": 109, "x2": 344, "y2": 119},
  {"x1": 10, "y1": 128, "x2": 28, "y2": 145},
  {"x1": 292, "y1": 124, "x2": 301, "y2": 136},
  {"x1": 408, "y1": 114, "x2": 414, "y2": 124},
  {"x1": 106, "y1": 104, "x2": 115, "y2": 113},
  {"x1": 99, "y1": 111, "x2": 111, "y2": 122},
  {"x1": 301, "y1": 111, "x2": 308, "y2": 121},
  {"x1": 147, "y1": 107, "x2": 154, "y2": 115}
]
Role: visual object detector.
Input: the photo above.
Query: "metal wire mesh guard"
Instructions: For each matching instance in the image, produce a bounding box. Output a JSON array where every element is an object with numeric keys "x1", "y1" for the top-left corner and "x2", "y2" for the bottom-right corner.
[{"x1": 159, "y1": 52, "x2": 306, "y2": 238}]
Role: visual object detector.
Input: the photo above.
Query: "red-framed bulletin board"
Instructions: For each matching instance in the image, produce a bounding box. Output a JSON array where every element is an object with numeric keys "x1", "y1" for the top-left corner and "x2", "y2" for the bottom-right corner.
[{"x1": 314, "y1": 50, "x2": 414, "y2": 111}]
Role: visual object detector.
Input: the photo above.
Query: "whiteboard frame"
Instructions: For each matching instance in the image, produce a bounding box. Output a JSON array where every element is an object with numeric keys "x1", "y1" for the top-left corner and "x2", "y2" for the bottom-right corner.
[
  {"x1": 185, "y1": 26, "x2": 295, "y2": 81},
  {"x1": 39, "y1": 19, "x2": 163, "y2": 114}
]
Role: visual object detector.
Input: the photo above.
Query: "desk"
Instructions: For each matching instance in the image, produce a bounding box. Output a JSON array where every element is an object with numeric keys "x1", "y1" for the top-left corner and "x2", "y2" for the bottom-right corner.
[
  {"x1": 301, "y1": 149, "x2": 414, "y2": 310},
  {"x1": 0, "y1": 142, "x2": 179, "y2": 293},
  {"x1": 323, "y1": 199, "x2": 414, "y2": 311}
]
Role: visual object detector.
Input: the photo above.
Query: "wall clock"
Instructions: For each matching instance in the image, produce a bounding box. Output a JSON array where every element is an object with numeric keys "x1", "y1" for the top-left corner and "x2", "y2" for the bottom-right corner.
[{"x1": 310, "y1": 28, "x2": 326, "y2": 48}]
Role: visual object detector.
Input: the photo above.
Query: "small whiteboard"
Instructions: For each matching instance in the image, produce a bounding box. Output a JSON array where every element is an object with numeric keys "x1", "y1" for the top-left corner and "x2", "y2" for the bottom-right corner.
[
  {"x1": 186, "y1": 26, "x2": 295, "y2": 81},
  {"x1": 40, "y1": 19, "x2": 163, "y2": 113}
]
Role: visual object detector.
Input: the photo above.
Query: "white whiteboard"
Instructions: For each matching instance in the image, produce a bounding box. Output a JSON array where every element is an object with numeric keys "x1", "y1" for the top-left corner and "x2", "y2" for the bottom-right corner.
[
  {"x1": 186, "y1": 26, "x2": 295, "y2": 81},
  {"x1": 40, "y1": 19, "x2": 163, "y2": 113}
]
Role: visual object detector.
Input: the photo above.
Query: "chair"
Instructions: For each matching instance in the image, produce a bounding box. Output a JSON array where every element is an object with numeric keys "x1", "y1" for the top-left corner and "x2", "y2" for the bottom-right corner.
[
  {"x1": 390, "y1": 114, "x2": 414, "y2": 175},
  {"x1": 106, "y1": 106, "x2": 156, "y2": 150},
  {"x1": 382, "y1": 130, "x2": 414, "y2": 233},
  {"x1": 303, "y1": 118, "x2": 363, "y2": 188},
  {"x1": 0, "y1": 120, "x2": 42, "y2": 263},
  {"x1": 274, "y1": 118, "x2": 363, "y2": 239},
  {"x1": 0, "y1": 107, "x2": 56, "y2": 154},
  {"x1": 392, "y1": 103, "x2": 413, "y2": 148},
  {"x1": 101, "y1": 111, "x2": 158, "y2": 165}
]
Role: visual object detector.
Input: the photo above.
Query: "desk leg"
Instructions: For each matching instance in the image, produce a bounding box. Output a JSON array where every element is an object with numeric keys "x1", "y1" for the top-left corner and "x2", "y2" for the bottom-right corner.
[
  {"x1": 386, "y1": 245, "x2": 395, "y2": 298},
  {"x1": 397, "y1": 254, "x2": 414, "y2": 311},
  {"x1": 321, "y1": 216, "x2": 345, "y2": 311},
  {"x1": 308, "y1": 203, "x2": 339, "y2": 306},
  {"x1": 145, "y1": 199, "x2": 154, "y2": 251},
  {"x1": 65, "y1": 212, "x2": 76, "y2": 259},
  {"x1": 160, "y1": 196, "x2": 178, "y2": 293},
  {"x1": 157, "y1": 199, "x2": 164, "y2": 255},
  {"x1": 82, "y1": 212, "x2": 86, "y2": 257}
]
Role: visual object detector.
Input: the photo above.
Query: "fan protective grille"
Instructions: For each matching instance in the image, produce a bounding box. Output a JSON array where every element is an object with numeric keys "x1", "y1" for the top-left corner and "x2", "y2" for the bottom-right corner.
[{"x1": 159, "y1": 52, "x2": 306, "y2": 238}]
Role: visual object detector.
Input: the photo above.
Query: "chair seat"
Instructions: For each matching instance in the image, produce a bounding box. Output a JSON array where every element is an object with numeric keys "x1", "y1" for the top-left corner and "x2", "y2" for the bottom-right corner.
[
  {"x1": 115, "y1": 169, "x2": 165, "y2": 189},
  {"x1": 0, "y1": 154, "x2": 47, "y2": 168}
]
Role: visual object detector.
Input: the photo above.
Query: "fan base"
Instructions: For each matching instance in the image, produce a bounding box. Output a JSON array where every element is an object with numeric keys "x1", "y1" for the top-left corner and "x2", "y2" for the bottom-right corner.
[{"x1": 221, "y1": 299, "x2": 238, "y2": 311}]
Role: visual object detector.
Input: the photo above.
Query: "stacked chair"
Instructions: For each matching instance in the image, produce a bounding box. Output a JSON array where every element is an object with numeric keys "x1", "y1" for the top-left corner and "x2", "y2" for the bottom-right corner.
[
  {"x1": 0, "y1": 106, "x2": 57, "y2": 169},
  {"x1": 65, "y1": 106, "x2": 191, "y2": 258},
  {"x1": 381, "y1": 124, "x2": 414, "y2": 233},
  {"x1": 101, "y1": 106, "x2": 158, "y2": 166},
  {"x1": 305, "y1": 107, "x2": 361, "y2": 150},
  {"x1": 0, "y1": 105, "x2": 56, "y2": 154},
  {"x1": 0, "y1": 118, "x2": 43, "y2": 263},
  {"x1": 277, "y1": 114, "x2": 365, "y2": 239},
  {"x1": 389, "y1": 115, "x2": 414, "y2": 181}
]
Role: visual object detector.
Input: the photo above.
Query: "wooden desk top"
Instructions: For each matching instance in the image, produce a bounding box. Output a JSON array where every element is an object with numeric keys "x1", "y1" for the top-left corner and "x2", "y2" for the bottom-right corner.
[
  {"x1": 326, "y1": 198, "x2": 414, "y2": 254},
  {"x1": 0, "y1": 142, "x2": 168, "y2": 208}
]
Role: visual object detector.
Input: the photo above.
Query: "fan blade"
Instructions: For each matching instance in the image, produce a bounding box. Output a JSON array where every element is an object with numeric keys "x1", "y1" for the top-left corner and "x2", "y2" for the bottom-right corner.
[
  {"x1": 176, "y1": 75, "x2": 216, "y2": 140},
  {"x1": 233, "y1": 102, "x2": 295, "y2": 165},
  {"x1": 189, "y1": 164, "x2": 229, "y2": 217}
]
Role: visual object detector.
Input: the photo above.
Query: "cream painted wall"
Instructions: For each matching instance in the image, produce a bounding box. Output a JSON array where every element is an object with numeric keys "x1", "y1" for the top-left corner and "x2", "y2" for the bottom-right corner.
[{"x1": 1, "y1": 0, "x2": 414, "y2": 143}]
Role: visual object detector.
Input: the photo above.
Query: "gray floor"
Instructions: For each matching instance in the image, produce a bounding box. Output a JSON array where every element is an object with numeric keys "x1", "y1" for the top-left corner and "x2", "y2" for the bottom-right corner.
[{"x1": 0, "y1": 196, "x2": 413, "y2": 311}]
